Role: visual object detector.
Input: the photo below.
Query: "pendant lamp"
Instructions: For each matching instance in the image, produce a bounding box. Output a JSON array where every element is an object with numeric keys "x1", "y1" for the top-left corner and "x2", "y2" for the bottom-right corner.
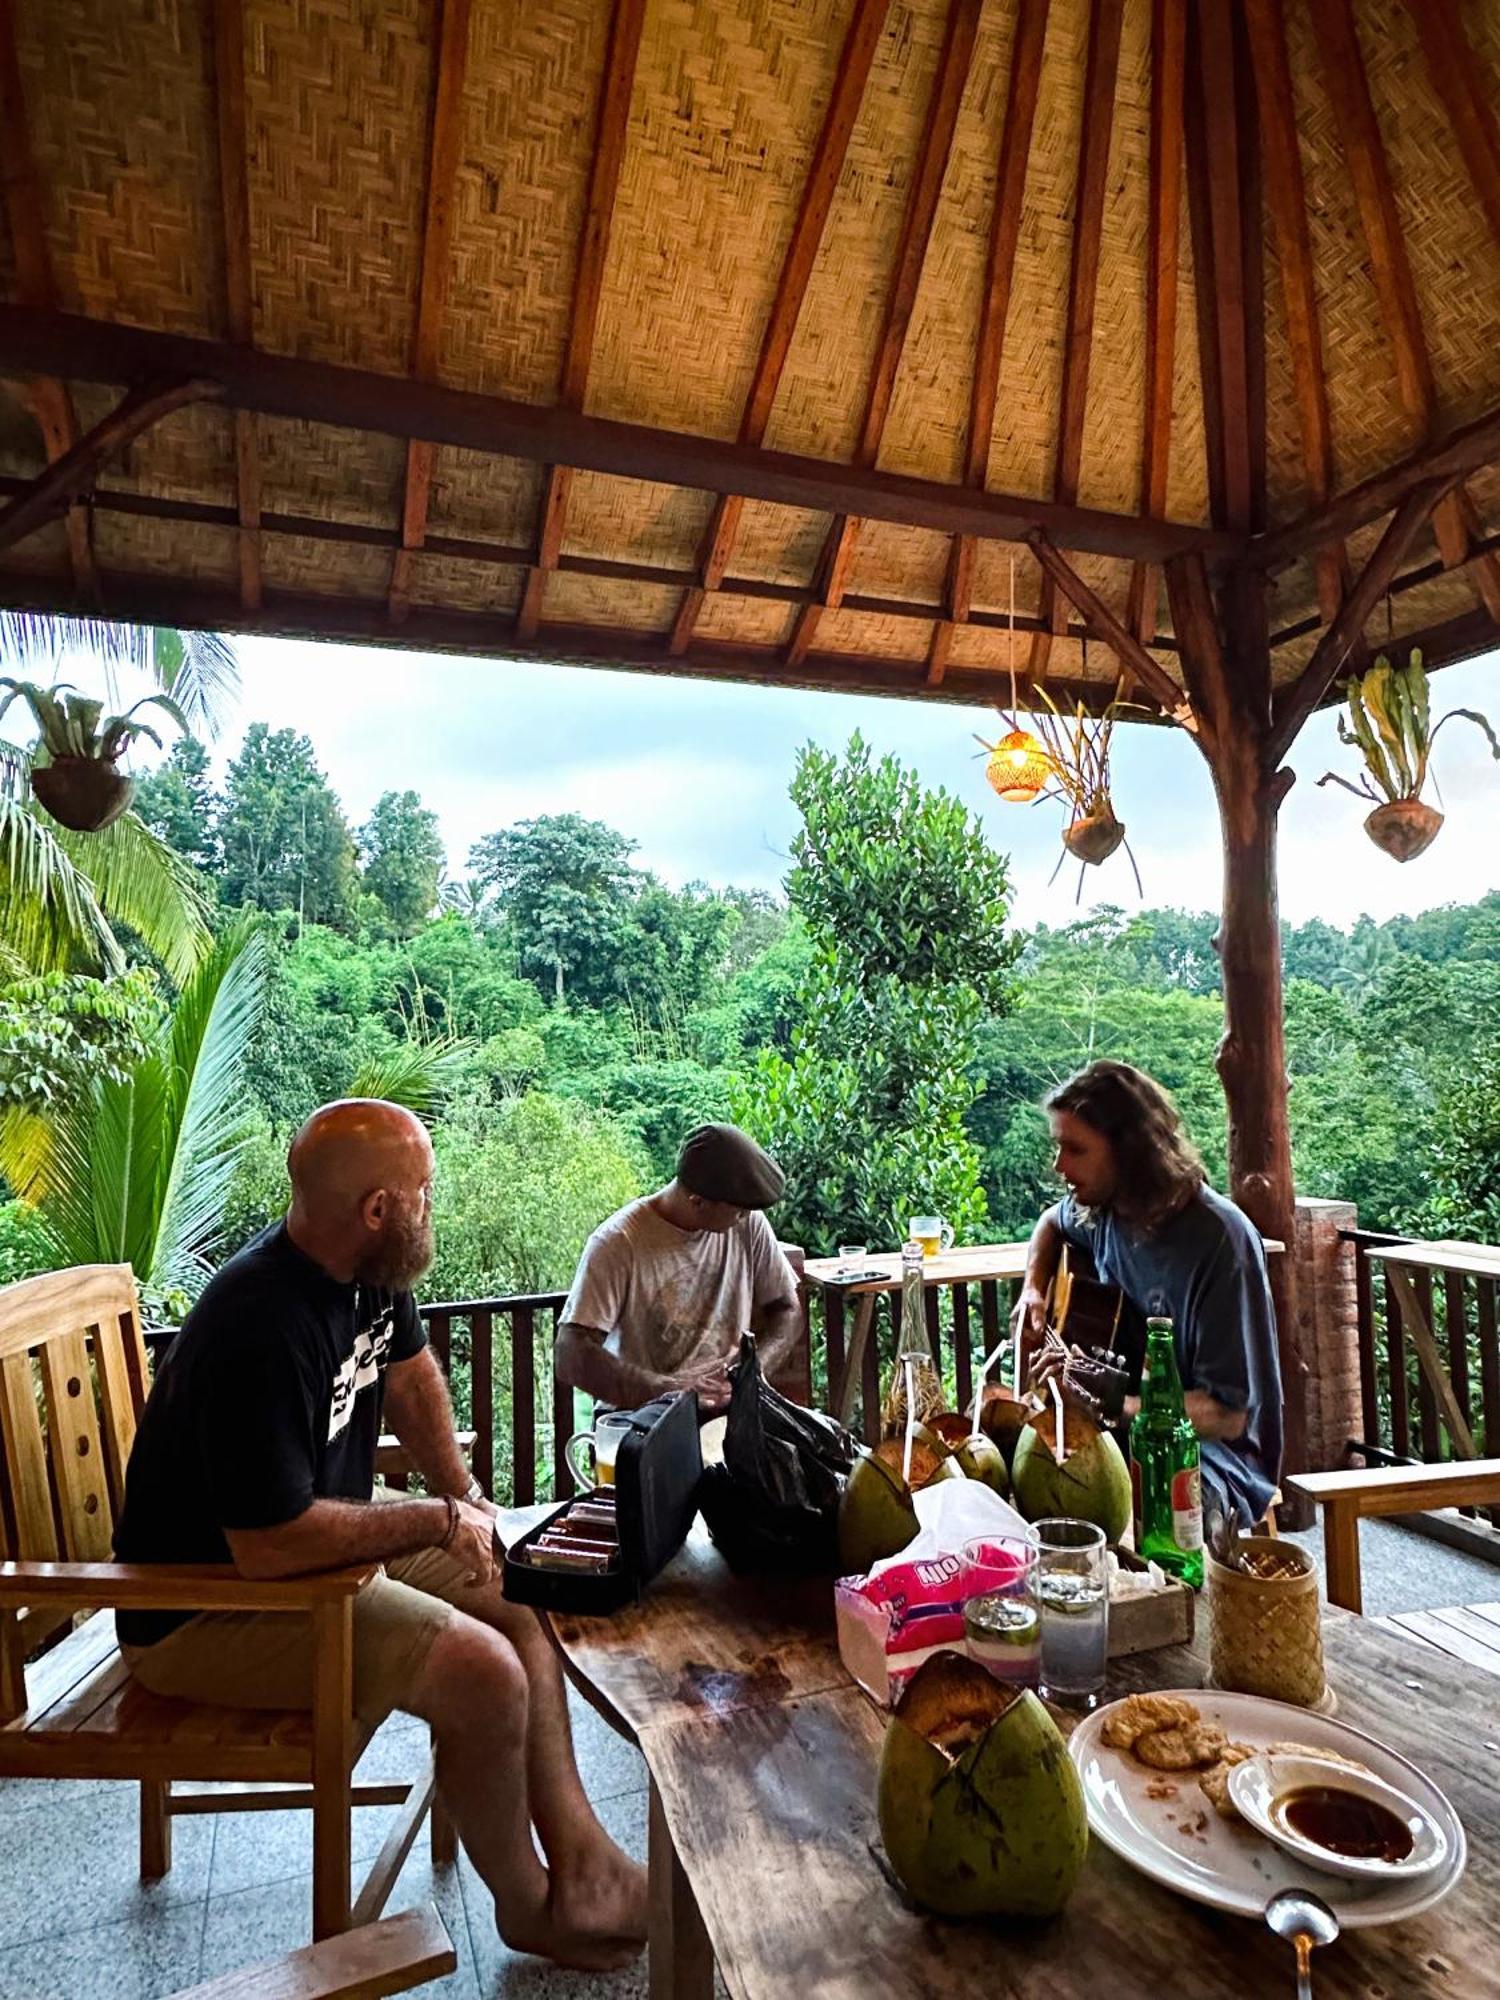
[{"x1": 984, "y1": 554, "x2": 1050, "y2": 804}]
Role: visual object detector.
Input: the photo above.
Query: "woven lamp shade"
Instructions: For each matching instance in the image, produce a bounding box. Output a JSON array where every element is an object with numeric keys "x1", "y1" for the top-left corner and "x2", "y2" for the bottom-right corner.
[{"x1": 986, "y1": 730, "x2": 1053, "y2": 804}]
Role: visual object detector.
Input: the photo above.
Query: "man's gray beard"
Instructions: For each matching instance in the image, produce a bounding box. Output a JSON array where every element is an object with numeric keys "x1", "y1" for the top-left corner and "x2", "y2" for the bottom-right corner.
[{"x1": 357, "y1": 1218, "x2": 434, "y2": 1291}]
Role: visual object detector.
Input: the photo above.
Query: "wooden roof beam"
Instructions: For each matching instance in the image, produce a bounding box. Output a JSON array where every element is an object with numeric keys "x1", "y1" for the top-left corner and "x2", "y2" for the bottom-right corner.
[
  {"x1": 516, "y1": 0, "x2": 645, "y2": 642},
  {"x1": 1406, "y1": 0, "x2": 1500, "y2": 257},
  {"x1": 786, "y1": 0, "x2": 983, "y2": 671},
  {"x1": 0, "y1": 380, "x2": 219, "y2": 555},
  {"x1": 1267, "y1": 475, "x2": 1457, "y2": 764},
  {"x1": 1188, "y1": 0, "x2": 1253, "y2": 533},
  {"x1": 0, "y1": 0, "x2": 92, "y2": 595},
  {"x1": 1310, "y1": 0, "x2": 1500, "y2": 618},
  {"x1": 1028, "y1": 533, "x2": 1194, "y2": 725},
  {"x1": 388, "y1": 0, "x2": 474, "y2": 625},
  {"x1": 209, "y1": 0, "x2": 263, "y2": 612},
  {"x1": 670, "y1": 0, "x2": 892, "y2": 657},
  {"x1": 1125, "y1": 0, "x2": 1185, "y2": 648},
  {"x1": 0, "y1": 304, "x2": 1236, "y2": 563},
  {"x1": 1028, "y1": 0, "x2": 1124, "y2": 681}
]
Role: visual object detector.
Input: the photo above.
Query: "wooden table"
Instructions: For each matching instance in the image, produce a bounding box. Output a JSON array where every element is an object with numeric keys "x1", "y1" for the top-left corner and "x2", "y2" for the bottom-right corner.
[{"x1": 500, "y1": 1510, "x2": 1498, "y2": 1999}]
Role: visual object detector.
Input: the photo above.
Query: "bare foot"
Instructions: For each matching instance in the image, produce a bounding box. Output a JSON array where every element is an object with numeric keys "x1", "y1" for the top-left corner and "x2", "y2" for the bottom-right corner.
[{"x1": 550, "y1": 1833, "x2": 649, "y2": 1947}]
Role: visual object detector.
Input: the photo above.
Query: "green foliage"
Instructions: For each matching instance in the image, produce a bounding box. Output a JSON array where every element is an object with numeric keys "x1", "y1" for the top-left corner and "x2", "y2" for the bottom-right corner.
[
  {"x1": 1420, "y1": 1049, "x2": 1500, "y2": 1242},
  {"x1": 586, "y1": 1059, "x2": 733, "y2": 1182},
  {"x1": 0, "y1": 968, "x2": 160, "y2": 1113},
  {"x1": 0, "y1": 678, "x2": 187, "y2": 764},
  {"x1": 735, "y1": 736, "x2": 1017, "y2": 1253},
  {"x1": 1322, "y1": 649, "x2": 1500, "y2": 806},
  {"x1": 426, "y1": 1091, "x2": 645, "y2": 1300},
  {"x1": 217, "y1": 724, "x2": 358, "y2": 930},
  {"x1": 0, "y1": 1198, "x2": 52, "y2": 1285},
  {"x1": 0, "y1": 921, "x2": 269, "y2": 1307},
  {"x1": 469, "y1": 813, "x2": 638, "y2": 1005},
  {"x1": 348, "y1": 1036, "x2": 473, "y2": 1119},
  {"x1": 360, "y1": 789, "x2": 446, "y2": 937},
  {"x1": 133, "y1": 737, "x2": 218, "y2": 874}
]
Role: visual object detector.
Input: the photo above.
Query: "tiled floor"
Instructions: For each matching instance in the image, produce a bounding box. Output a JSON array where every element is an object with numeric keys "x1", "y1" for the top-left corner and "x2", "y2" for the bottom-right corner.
[
  {"x1": 2, "y1": 1519, "x2": 1494, "y2": 1997},
  {"x1": 0, "y1": 1694, "x2": 649, "y2": 1999}
]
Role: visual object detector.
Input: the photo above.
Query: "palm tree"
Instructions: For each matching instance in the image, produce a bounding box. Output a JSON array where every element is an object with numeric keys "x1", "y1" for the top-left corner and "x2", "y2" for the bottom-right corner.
[
  {"x1": 0, "y1": 919, "x2": 269, "y2": 1306},
  {"x1": 0, "y1": 615, "x2": 239, "y2": 980}
]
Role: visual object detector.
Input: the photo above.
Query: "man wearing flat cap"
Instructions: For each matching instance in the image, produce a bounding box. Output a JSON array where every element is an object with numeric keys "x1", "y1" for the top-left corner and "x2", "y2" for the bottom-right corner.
[{"x1": 553, "y1": 1123, "x2": 798, "y2": 1416}]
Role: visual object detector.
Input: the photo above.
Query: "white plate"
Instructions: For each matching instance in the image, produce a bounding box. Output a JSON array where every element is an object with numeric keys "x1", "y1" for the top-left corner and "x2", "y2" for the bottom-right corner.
[
  {"x1": 1069, "y1": 1689, "x2": 1467, "y2": 1929},
  {"x1": 1229, "y1": 1750, "x2": 1449, "y2": 1883}
]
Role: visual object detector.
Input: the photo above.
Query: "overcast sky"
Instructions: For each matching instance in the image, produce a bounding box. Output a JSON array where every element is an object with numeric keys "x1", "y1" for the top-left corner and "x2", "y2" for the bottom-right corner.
[
  {"x1": 192, "y1": 636, "x2": 1500, "y2": 931},
  {"x1": 15, "y1": 635, "x2": 1500, "y2": 931}
]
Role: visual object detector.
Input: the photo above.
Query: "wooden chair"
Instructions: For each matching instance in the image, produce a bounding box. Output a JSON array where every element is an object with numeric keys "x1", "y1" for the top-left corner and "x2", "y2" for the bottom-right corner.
[
  {"x1": 1289, "y1": 1458, "x2": 1500, "y2": 1613},
  {"x1": 167, "y1": 1903, "x2": 456, "y2": 1999},
  {"x1": 0, "y1": 1265, "x2": 453, "y2": 1942}
]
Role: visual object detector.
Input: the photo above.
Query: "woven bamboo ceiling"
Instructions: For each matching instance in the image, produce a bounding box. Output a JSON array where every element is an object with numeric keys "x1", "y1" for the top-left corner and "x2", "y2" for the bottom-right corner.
[{"x1": 2, "y1": 0, "x2": 1500, "y2": 718}]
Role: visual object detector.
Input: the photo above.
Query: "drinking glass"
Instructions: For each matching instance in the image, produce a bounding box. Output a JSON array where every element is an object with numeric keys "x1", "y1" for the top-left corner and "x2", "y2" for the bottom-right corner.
[
  {"x1": 564, "y1": 1411, "x2": 635, "y2": 1490},
  {"x1": 907, "y1": 1215, "x2": 954, "y2": 1258},
  {"x1": 961, "y1": 1534, "x2": 1040, "y2": 1686},
  {"x1": 1034, "y1": 1517, "x2": 1109, "y2": 1709},
  {"x1": 837, "y1": 1244, "x2": 868, "y2": 1278}
]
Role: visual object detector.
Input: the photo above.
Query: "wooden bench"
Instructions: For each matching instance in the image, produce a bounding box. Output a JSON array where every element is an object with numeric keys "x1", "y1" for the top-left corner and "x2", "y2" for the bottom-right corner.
[
  {"x1": 168, "y1": 1902, "x2": 456, "y2": 1997},
  {"x1": 0, "y1": 1265, "x2": 453, "y2": 1943},
  {"x1": 1289, "y1": 1458, "x2": 1500, "y2": 1614}
]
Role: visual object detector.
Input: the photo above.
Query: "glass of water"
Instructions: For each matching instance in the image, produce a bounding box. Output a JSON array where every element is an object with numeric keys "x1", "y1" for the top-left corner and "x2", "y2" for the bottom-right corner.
[
  {"x1": 1034, "y1": 1517, "x2": 1109, "y2": 1710},
  {"x1": 837, "y1": 1243, "x2": 868, "y2": 1278},
  {"x1": 961, "y1": 1535, "x2": 1040, "y2": 1686}
]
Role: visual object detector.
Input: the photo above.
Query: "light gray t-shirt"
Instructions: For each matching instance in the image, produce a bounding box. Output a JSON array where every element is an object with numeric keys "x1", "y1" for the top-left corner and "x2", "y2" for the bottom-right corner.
[{"x1": 562, "y1": 1197, "x2": 798, "y2": 1379}]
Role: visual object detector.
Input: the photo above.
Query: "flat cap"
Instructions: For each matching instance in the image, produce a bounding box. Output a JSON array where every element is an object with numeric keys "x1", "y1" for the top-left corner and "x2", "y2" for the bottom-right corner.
[{"x1": 677, "y1": 1123, "x2": 785, "y2": 1209}]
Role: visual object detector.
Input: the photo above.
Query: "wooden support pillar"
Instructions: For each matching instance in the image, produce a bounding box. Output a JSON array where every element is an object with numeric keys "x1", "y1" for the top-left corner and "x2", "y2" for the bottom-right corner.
[{"x1": 1166, "y1": 553, "x2": 1309, "y2": 1522}]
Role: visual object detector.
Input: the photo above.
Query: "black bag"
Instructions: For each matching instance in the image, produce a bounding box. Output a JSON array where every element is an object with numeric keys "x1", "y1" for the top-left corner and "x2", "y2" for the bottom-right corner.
[{"x1": 697, "y1": 1334, "x2": 859, "y2": 1574}]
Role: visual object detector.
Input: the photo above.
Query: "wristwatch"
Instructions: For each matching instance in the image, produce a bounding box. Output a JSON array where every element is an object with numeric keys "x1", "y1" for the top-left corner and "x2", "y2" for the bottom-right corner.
[{"x1": 462, "y1": 1476, "x2": 485, "y2": 1505}]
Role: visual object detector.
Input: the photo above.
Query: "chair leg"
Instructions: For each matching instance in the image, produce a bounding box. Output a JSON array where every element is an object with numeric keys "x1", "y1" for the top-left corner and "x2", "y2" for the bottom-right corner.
[
  {"x1": 140, "y1": 1780, "x2": 172, "y2": 1880},
  {"x1": 430, "y1": 1785, "x2": 458, "y2": 1870},
  {"x1": 311, "y1": 1597, "x2": 354, "y2": 1940}
]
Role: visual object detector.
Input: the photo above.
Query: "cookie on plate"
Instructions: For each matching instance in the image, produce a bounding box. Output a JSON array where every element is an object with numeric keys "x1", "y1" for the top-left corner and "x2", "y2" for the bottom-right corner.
[
  {"x1": 1198, "y1": 1742, "x2": 1255, "y2": 1817},
  {"x1": 1101, "y1": 1693, "x2": 1201, "y2": 1750},
  {"x1": 1134, "y1": 1722, "x2": 1228, "y2": 1772}
]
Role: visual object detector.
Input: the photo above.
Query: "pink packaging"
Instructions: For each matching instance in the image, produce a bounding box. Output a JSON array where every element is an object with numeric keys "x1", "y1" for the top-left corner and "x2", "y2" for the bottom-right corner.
[{"x1": 835, "y1": 1550, "x2": 971, "y2": 1705}]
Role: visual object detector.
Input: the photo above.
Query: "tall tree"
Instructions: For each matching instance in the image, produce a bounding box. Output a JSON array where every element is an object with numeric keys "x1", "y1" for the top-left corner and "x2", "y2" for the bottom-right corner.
[
  {"x1": 360, "y1": 788, "x2": 445, "y2": 936},
  {"x1": 133, "y1": 736, "x2": 218, "y2": 874},
  {"x1": 468, "y1": 813, "x2": 639, "y2": 1005},
  {"x1": 217, "y1": 725, "x2": 357, "y2": 931}
]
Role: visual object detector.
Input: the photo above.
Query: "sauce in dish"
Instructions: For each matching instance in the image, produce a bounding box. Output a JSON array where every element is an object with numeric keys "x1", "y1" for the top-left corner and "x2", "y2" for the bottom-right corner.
[{"x1": 1277, "y1": 1785, "x2": 1415, "y2": 1864}]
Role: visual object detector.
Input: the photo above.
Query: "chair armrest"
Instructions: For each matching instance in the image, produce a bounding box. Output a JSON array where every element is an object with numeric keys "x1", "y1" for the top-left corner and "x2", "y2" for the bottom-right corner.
[{"x1": 0, "y1": 1560, "x2": 377, "y2": 1613}]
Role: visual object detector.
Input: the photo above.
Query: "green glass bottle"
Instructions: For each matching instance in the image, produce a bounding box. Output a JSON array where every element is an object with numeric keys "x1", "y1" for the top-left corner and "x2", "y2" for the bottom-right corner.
[{"x1": 1130, "y1": 1317, "x2": 1204, "y2": 1588}]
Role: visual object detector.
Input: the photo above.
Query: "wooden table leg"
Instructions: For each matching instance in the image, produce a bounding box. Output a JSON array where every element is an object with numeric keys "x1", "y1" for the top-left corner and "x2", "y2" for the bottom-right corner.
[
  {"x1": 1322, "y1": 1498, "x2": 1364, "y2": 1616},
  {"x1": 835, "y1": 1294, "x2": 878, "y2": 1429},
  {"x1": 648, "y1": 1776, "x2": 713, "y2": 2000}
]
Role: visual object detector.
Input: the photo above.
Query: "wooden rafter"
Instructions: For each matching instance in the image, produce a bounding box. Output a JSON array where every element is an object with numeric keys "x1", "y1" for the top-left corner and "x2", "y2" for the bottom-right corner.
[
  {"x1": 0, "y1": 0, "x2": 92, "y2": 594},
  {"x1": 389, "y1": 0, "x2": 474, "y2": 624},
  {"x1": 1309, "y1": 0, "x2": 1500, "y2": 619},
  {"x1": 209, "y1": 0, "x2": 262, "y2": 611},
  {"x1": 1267, "y1": 475, "x2": 1453, "y2": 764},
  {"x1": 924, "y1": 0, "x2": 1049, "y2": 688},
  {"x1": 1242, "y1": 0, "x2": 1346, "y2": 619},
  {"x1": 0, "y1": 381, "x2": 219, "y2": 555},
  {"x1": 669, "y1": 0, "x2": 892, "y2": 657},
  {"x1": 1027, "y1": 533, "x2": 1194, "y2": 725},
  {"x1": 516, "y1": 0, "x2": 645, "y2": 641},
  {"x1": 1406, "y1": 0, "x2": 1500, "y2": 257},
  {"x1": 1190, "y1": 0, "x2": 1253, "y2": 532},
  {"x1": 0, "y1": 303, "x2": 1238, "y2": 564},
  {"x1": 1028, "y1": 0, "x2": 1123, "y2": 680},
  {"x1": 1125, "y1": 0, "x2": 1185, "y2": 646},
  {"x1": 785, "y1": 0, "x2": 982, "y2": 671}
]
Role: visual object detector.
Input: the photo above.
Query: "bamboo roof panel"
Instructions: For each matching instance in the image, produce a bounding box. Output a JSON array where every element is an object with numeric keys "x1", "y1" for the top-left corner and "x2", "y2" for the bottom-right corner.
[{"x1": 0, "y1": 0, "x2": 1497, "y2": 715}]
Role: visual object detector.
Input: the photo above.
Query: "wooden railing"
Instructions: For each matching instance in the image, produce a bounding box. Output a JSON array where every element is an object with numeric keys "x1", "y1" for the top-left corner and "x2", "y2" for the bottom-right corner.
[
  {"x1": 1340, "y1": 1229, "x2": 1499, "y2": 1530},
  {"x1": 820, "y1": 1279, "x2": 1021, "y2": 1443},
  {"x1": 417, "y1": 1293, "x2": 572, "y2": 1505}
]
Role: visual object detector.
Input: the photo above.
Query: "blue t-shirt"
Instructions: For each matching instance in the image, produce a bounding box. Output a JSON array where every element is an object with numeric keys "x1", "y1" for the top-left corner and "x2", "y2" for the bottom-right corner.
[{"x1": 1053, "y1": 1185, "x2": 1282, "y2": 1525}]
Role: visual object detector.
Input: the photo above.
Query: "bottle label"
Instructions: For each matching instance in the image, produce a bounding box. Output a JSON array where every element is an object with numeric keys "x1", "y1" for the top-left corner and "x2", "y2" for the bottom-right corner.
[{"x1": 1171, "y1": 1466, "x2": 1203, "y2": 1551}]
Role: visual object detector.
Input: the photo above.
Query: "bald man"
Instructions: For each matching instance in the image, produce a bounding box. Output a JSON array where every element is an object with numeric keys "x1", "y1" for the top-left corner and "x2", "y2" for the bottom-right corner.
[{"x1": 114, "y1": 1100, "x2": 645, "y2": 1970}]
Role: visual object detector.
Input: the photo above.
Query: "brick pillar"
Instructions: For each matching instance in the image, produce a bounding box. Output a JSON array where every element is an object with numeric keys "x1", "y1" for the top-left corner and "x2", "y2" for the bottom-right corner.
[{"x1": 1291, "y1": 1197, "x2": 1362, "y2": 1470}]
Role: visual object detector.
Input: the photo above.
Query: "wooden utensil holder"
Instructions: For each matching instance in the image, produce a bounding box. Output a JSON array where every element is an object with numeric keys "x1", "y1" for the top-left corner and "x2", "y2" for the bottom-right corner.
[{"x1": 1206, "y1": 1537, "x2": 1325, "y2": 1707}]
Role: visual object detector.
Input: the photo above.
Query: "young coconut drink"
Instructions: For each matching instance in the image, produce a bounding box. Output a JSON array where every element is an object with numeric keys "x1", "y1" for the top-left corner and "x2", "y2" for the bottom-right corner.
[
  {"x1": 878, "y1": 1650, "x2": 1088, "y2": 1917},
  {"x1": 836, "y1": 1425, "x2": 962, "y2": 1574},
  {"x1": 1011, "y1": 1400, "x2": 1132, "y2": 1544}
]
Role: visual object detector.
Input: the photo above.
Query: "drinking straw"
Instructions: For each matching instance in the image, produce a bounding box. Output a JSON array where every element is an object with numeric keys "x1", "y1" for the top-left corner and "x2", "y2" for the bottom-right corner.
[
  {"x1": 1050, "y1": 1373, "x2": 1066, "y2": 1460},
  {"x1": 971, "y1": 1335, "x2": 1009, "y2": 1441},
  {"x1": 901, "y1": 1357, "x2": 918, "y2": 1487}
]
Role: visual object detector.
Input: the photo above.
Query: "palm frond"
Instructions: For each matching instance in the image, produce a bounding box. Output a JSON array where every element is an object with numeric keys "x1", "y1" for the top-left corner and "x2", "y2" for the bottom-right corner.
[
  {"x1": 0, "y1": 797, "x2": 122, "y2": 975},
  {"x1": 349, "y1": 1036, "x2": 473, "y2": 1118},
  {"x1": 0, "y1": 614, "x2": 151, "y2": 710},
  {"x1": 51, "y1": 811, "x2": 211, "y2": 983},
  {"x1": 158, "y1": 630, "x2": 240, "y2": 738}
]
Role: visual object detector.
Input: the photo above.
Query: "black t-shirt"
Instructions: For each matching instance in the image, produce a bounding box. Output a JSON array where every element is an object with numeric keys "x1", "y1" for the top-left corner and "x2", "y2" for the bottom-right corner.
[{"x1": 114, "y1": 1221, "x2": 426, "y2": 1646}]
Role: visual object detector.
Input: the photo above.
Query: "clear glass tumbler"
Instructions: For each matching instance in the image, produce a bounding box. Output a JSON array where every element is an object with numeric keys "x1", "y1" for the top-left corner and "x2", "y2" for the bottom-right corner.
[
  {"x1": 961, "y1": 1534, "x2": 1041, "y2": 1686},
  {"x1": 1035, "y1": 1517, "x2": 1109, "y2": 1710},
  {"x1": 837, "y1": 1243, "x2": 868, "y2": 1278}
]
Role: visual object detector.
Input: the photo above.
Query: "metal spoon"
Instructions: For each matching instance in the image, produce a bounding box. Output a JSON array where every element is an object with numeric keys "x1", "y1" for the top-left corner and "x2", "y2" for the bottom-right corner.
[{"x1": 1264, "y1": 1889, "x2": 1341, "y2": 1999}]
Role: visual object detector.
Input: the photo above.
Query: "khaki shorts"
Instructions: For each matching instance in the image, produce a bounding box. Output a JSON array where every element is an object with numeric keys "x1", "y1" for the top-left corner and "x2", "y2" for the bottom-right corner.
[{"x1": 120, "y1": 1495, "x2": 485, "y2": 1729}]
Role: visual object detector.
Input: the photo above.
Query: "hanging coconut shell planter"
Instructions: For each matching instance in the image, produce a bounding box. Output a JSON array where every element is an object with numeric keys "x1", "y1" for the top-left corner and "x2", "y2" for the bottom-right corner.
[
  {"x1": 1027, "y1": 650, "x2": 1146, "y2": 901},
  {"x1": 1320, "y1": 648, "x2": 1499, "y2": 864},
  {"x1": 1062, "y1": 806, "x2": 1127, "y2": 867},
  {"x1": 0, "y1": 679, "x2": 187, "y2": 833}
]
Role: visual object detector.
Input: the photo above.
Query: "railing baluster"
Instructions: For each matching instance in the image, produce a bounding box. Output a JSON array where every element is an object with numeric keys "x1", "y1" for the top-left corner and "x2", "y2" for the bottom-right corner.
[
  {"x1": 470, "y1": 1309, "x2": 495, "y2": 1501},
  {"x1": 1478, "y1": 1277, "x2": 1500, "y2": 1527},
  {"x1": 823, "y1": 1293, "x2": 846, "y2": 1422},
  {"x1": 952, "y1": 1284, "x2": 972, "y2": 1414},
  {"x1": 426, "y1": 1309, "x2": 451, "y2": 1374},
  {"x1": 551, "y1": 1309, "x2": 575, "y2": 1500},
  {"x1": 511, "y1": 1305, "x2": 535, "y2": 1507},
  {"x1": 1387, "y1": 1268, "x2": 1410, "y2": 1460},
  {"x1": 1444, "y1": 1270, "x2": 1472, "y2": 1498},
  {"x1": 1354, "y1": 1244, "x2": 1379, "y2": 1451},
  {"x1": 1412, "y1": 1269, "x2": 1441, "y2": 1463},
  {"x1": 862, "y1": 1297, "x2": 883, "y2": 1446},
  {"x1": 979, "y1": 1281, "x2": 1000, "y2": 1363}
]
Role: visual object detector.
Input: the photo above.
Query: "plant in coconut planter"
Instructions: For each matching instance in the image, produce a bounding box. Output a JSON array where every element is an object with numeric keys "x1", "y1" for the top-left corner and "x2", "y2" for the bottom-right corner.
[
  {"x1": 0, "y1": 679, "x2": 188, "y2": 832},
  {"x1": 1318, "y1": 649, "x2": 1500, "y2": 862}
]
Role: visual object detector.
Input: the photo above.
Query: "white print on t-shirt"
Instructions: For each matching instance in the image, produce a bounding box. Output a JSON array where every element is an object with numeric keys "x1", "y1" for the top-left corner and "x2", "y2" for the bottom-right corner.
[{"x1": 327, "y1": 1306, "x2": 397, "y2": 1443}]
